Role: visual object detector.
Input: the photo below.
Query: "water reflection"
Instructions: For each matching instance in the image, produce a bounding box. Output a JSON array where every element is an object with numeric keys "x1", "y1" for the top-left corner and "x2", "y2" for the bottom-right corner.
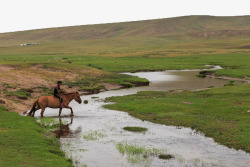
[{"x1": 53, "y1": 117, "x2": 82, "y2": 138}]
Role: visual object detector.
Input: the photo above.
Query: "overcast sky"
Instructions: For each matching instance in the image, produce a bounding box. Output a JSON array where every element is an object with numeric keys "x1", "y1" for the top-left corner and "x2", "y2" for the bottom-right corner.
[{"x1": 1, "y1": 0, "x2": 250, "y2": 33}]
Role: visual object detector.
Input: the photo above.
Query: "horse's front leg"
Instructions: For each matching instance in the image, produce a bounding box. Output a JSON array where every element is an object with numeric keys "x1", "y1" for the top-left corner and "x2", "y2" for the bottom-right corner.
[
  {"x1": 64, "y1": 105, "x2": 74, "y2": 116},
  {"x1": 58, "y1": 108, "x2": 62, "y2": 117},
  {"x1": 40, "y1": 108, "x2": 46, "y2": 118}
]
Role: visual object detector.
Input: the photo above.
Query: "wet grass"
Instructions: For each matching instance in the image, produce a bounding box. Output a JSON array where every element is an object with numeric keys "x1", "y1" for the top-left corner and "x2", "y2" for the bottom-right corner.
[
  {"x1": 116, "y1": 142, "x2": 167, "y2": 164},
  {"x1": 82, "y1": 130, "x2": 106, "y2": 141},
  {"x1": 106, "y1": 84, "x2": 250, "y2": 152},
  {"x1": 0, "y1": 106, "x2": 73, "y2": 167},
  {"x1": 38, "y1": 118, "x2": 69, "y2": 131},
  {"x1": 158, "y1": 154, "x2": 175, "y2": 160},
  {"x1": 123, "y1": 126, "x2": 148, "y2": 133}
]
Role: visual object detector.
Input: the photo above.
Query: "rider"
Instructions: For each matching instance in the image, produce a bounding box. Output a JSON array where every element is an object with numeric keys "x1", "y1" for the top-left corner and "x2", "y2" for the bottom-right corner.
[{"x1": 54, "y1": 81, "x2": 66, "y2": 108}]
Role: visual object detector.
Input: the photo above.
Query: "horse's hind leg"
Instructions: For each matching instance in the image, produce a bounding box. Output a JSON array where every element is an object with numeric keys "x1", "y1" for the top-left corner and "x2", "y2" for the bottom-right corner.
[
  {"x1": 40, "y1": 108, "x2": 46, "y2": 118},
  {"x1": 31, "y1": 109, "x2": 36, "y2": 117},
  {"x1": 58, "y1": 108, "x2": 62, "y2": 117},
  {"x1": 31, "y1": 106, "x2": 40, "y2": 117}
]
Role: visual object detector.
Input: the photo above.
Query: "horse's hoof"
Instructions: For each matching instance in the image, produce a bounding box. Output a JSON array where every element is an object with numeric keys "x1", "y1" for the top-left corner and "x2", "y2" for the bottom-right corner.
[{"x1": 70, "y1": 114, "x2": 74, "y2": 117}]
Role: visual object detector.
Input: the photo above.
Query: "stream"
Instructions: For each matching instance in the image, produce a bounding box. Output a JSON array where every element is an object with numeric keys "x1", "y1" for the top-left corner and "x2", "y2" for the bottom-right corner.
[{"x1": 35, "y1": 69, "x2": 250, "y2": 167}]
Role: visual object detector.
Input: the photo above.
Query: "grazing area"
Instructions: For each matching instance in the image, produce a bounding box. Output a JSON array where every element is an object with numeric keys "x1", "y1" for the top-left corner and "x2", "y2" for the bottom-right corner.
[
  {"x1": 1, "y1": 15, "x2": 250, "y2": 166},
  {"x1": 0, "y1": 106, "x2": 73, "y2": 167},
  {"x1": 105, "y1": 84, "x2": 250, "y2": 152}
]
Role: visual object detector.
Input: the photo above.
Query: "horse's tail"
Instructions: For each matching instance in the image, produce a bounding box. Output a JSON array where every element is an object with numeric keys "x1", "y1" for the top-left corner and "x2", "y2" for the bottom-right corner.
[{"x1": 28, "y1": 99, "x2": 39, "y2": 116}]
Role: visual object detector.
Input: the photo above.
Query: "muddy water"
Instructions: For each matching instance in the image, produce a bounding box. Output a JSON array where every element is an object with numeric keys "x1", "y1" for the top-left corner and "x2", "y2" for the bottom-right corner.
[{"x1": 35, "y1": 70, "x2": 250, "y2": 167}]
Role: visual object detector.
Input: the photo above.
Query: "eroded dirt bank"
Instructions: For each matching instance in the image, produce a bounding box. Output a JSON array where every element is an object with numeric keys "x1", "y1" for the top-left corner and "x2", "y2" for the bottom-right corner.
[
  {"x1": 0, "y1": 64, "x2": 131, "y2": 113},
  {"x1": 0, "y1": 63, "x2": 149, "y2": 113}
]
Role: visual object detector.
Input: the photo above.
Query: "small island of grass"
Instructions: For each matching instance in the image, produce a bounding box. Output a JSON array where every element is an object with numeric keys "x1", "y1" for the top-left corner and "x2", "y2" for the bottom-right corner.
[{"x1": 123, "y1": 126, "x2": 148, "y2": 133}]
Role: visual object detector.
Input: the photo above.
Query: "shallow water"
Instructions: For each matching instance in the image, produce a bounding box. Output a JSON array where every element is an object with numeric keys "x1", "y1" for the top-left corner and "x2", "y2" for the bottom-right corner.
[{"x1": 35, "y1": 70, "x2": 250, "y2": 167}]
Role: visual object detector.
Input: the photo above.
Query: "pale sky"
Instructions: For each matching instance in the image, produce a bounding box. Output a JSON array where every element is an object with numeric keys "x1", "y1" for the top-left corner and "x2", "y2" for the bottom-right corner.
[{"x1": 1, "y1": 0, "x2": 250, "y2": 33}]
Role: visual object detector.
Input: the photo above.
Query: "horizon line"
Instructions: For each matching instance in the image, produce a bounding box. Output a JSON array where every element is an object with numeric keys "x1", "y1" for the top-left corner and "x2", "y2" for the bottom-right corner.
[{"x1": 1, "y1": 14, "x2": 249, "y2": 34}]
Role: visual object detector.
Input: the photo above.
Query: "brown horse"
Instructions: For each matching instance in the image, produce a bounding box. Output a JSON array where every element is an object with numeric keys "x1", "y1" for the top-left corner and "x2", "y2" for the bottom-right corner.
[{"x1": 28, "y1": 91, "x2": 82, "y2": 117}]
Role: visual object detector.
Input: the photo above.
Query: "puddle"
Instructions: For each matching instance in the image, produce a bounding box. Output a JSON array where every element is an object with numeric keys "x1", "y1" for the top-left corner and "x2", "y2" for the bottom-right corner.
[{"x1": 34, "y1": 70, "x2": 250, "y2": 167}]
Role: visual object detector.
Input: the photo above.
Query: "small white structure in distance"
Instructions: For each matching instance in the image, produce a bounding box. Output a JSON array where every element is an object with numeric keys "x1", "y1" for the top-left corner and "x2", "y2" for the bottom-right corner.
[{"x1": 20, "y1": 43, "x2": 37, "y2": 46}]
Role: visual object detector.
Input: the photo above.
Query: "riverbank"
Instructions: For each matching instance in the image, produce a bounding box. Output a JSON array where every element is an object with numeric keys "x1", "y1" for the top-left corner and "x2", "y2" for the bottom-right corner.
[
  {"x1": 0, "y1": 53, "x2": 249, "y2": 166},
  {"x1": 105, "y1": 83, "x2": 250, "y2": 153},
  {"x1": 0, "y1": 106, "x2": 73, "y2": 167},
  {"x1": 0, "y1": 64, "x2": 148, "y2": 114}
]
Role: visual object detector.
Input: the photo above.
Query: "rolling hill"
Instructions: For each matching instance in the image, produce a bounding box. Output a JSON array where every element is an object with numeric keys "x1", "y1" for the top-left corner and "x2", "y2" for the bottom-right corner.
[{"x1": 1, "y1": 15, "x2": 250, "y2": 56}]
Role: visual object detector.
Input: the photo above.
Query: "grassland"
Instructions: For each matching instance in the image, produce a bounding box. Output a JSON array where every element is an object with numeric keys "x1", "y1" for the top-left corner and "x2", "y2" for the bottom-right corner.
[
  {"x1": 0, "y1": 106, "x2": 73, "y2": 167},
  {"x1": 105, "y1": 84, "x2": 250, "y2": 152},
  {"x1": 0, "y1": 15, "x2": 250, "y2": 165},
  {"x1": 1, "y1": 52, "x2": 249, "y2": 113},
  {"x1": 1, "y1": 53, "x2": 250, "y2": 76}
]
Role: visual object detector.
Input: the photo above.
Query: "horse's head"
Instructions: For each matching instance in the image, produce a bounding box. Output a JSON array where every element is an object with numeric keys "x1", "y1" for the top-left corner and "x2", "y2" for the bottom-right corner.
[{"x1": 74, "y1": 91, "x2": 82, "y2": 104}]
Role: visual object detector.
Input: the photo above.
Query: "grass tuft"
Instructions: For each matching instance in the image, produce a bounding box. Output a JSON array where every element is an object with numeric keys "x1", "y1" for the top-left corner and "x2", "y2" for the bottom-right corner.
[
  {"x1": 123, "y1": 126, "x2": 148, "y2": 133},
  {"x1": 116, "y1": 142, "x2": 166, "y2": 164},
  {"x1": 82, "y1": 130, "x2": 106, "y2": 141},
  {"x1": 158, "y1": 154, "x2": 174, "y2": 160}
]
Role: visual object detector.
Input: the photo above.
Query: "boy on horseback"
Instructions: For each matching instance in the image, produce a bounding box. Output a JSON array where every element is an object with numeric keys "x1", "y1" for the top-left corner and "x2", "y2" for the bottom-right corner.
[{"x1": 54, "y1": 81, "x2": 66, "y2": 108}]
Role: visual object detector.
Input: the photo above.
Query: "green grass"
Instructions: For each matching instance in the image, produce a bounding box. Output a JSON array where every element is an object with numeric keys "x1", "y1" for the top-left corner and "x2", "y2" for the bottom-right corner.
[
  {"x1": 1, "y1": 54, "x2": 249, "y2": 78},
  {"x1": 116, "y1": 142, "x2": 166, "y2": 164},
  {"x1": 123, "y1": 126, "x2": 148, "y2": 133},
  {"x1": 64, "y1": 72, "x2": 148, "y2": 90},
  {"x1": 82, "y1": 130, "x2": 106, "y2": 141},
  {"x1": 105, "y1": 84, "x2": 250, "y2": 152},
  {"x1": 224, "y1": 80, "x2": 235, "y2": 86},
  {"x1": 0, "y1": 106, "x2": 73, "y2": 167},
  {"x1": 4, "y1": 89, "x2": 31, "y2": 100}
]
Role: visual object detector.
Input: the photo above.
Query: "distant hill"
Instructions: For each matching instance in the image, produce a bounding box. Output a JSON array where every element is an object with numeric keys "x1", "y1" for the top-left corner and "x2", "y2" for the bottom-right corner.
[{"x1": 1, "y1": 15, "x2": 250, "y2": 55}]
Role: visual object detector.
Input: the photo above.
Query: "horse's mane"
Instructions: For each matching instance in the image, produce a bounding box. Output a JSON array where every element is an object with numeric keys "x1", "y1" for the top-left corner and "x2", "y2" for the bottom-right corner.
[{"x1": 61, "y1": 92, "x2": 77, "y2": 95}]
